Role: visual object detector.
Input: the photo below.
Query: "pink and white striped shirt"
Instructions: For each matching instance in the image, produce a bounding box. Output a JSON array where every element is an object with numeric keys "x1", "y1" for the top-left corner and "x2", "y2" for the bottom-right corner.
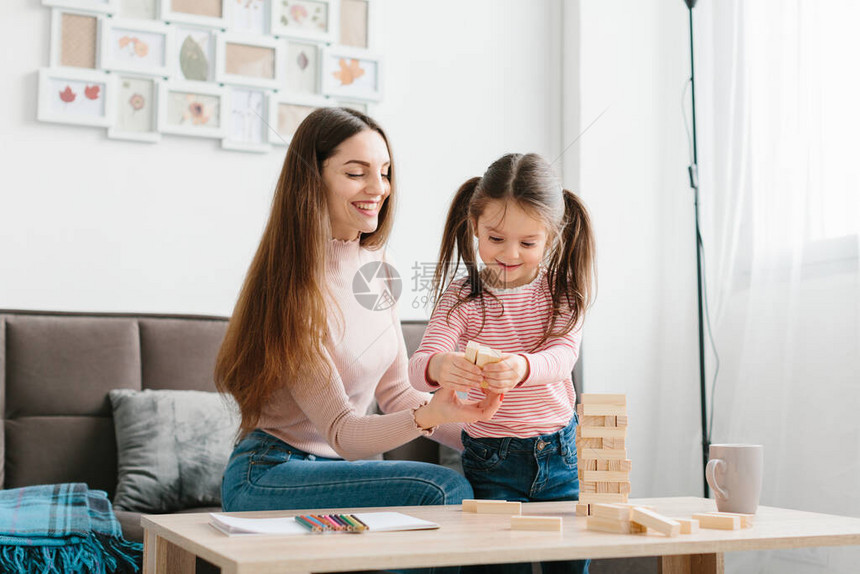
[{"x1": 408, "y1": 269, "x2": 582, "y2": 439}]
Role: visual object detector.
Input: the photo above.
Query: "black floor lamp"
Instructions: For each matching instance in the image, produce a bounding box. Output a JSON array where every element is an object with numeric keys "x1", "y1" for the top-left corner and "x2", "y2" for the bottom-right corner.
[{"x1": 684, "y1": 0, "x2": 710, "y2": 498}]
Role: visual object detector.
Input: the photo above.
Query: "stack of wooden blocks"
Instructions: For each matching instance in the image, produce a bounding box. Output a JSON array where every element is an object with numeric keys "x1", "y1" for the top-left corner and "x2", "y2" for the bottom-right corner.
[{"x1": 575, "y1": 394, "x2": 630, "y2": 516}]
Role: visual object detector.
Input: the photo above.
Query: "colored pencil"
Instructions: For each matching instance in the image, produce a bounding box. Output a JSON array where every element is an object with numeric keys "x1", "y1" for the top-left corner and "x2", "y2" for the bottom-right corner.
[
  {"x1": 302, "y1": 515, "x2": 329, "y2": 531},
  {"x1": 329, "y1": 514, "x2": 354, "y2": 531},
  {"x1": 349, "y1": 514, "x2": 370, "y2": 531},
  {"x1": 339, "y1": 514, "x2": 363, "y2": 530},
  {"x1": 316, "y1": 514, "x2": 343, "y2": 531},
  {"x1": 294, "y1": 515, "x2": 320, "y2": 532}
]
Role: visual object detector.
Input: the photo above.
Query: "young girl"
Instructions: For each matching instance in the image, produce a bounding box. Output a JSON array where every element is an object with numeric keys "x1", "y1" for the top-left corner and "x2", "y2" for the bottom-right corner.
[{"x1": 409, "y1": 153, "x2": 595, "y2": 574}]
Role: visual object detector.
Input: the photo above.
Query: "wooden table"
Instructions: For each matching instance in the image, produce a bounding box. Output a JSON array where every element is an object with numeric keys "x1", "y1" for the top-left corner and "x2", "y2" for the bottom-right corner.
[{"x1": 141, "y1": 497, "x2": 860, "y2": 574}]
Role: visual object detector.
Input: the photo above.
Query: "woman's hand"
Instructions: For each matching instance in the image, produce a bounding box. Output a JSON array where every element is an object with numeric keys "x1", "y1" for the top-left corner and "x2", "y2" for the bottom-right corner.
[
  {"x1": 414, "y1": 388, "x2": 503, "y2": 429},
  {"x1": 426, "y1": 352, "x2": 484, "y2": 392},
  {"x1": 481, "y1": 354, "x2": 529, "y2": 394}
]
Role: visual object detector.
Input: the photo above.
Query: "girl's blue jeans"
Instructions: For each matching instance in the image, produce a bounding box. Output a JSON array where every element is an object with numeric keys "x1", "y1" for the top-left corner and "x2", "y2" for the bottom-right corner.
[
  {"x1": 461, "y1": 415, "x2": 589, "y2": 574},
  {"x1": 221, "y1": 429, "x2": 474, "y2": 511}
]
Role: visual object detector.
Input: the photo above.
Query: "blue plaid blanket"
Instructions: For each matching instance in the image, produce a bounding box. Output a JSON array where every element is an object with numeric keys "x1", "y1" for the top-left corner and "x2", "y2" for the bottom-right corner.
[{"x1": 0, "y1": 483, "x2": 142, "y2": 574}]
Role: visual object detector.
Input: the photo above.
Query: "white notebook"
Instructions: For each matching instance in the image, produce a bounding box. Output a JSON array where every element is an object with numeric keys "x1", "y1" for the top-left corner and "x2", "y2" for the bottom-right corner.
[{"x1": 209, "y1": 512, "x2": 440, "y2": 536}]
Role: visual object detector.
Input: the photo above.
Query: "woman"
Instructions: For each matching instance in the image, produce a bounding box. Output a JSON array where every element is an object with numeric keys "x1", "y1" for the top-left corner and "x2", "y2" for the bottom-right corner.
[{"x1": 217, "y1": 107, "x2": 501, "y2": 511}]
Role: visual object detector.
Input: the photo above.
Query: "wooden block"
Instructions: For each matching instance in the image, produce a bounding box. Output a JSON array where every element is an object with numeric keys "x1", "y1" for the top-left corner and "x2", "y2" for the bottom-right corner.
[
  {"x1": 474, "y1": 500, "x2": 522, "y2": 515},
  {"x1": 579, "y1": 493, "x2": 628, "y2": 504},
  {"x1": 586, "y1": 516, "x2": 645, "y2": 534},
  {"x1": 703, "y1": 512, "x2": 754, "y2": 528},
  {"x1": 692, "y1": 513, "x2": 740, "y2": 530},
  {"x1": 616, "y1": 415, "x2": 628, "y2": 427},
  {"x1": 677, "y1": 518, "x2": 700, "y2": 534},
  {"x1": 582, "y1": 471, "x2": 630, "y2": 482},
  {"x1": 580, "y1": 394, "x2": 627, "y2": 406},
  {"x1": 464, "y1": 341, "x2": 480, "y2": 364},
  {"x1": 631, "y1": 507, "x2": 681, "y2": 537},
  {"x1": 575, "y1": 503, "x2": 591, "y2": 516},
  {"x1": 576, "y1": 437, "x2": 603, "y2": 450},
  {"x1": 602, "y1": 438, "x2": 626, "y2": 450},
  {"x1": 475, "y1": 347, "x2": 501, "y2": 368},
  {"x1": 597, "y1": 482, "x2": 629, "y2": 494},
  {"x1": 511, "y1": 515, "x2": 563, "y2": 531},
  {"x1": 580, "y1": 426, "x2": 627, "y2": 439},
  {"x1": 591, "y1": 503, "x2": 632, "y2": 521},
  {"x1": 580, "y1": 459, "x2": 599, "y2": 471},
  {"x1": 580, "y1": 481, "x2": 596, "y2": 493},
  {"x1": 604, "y1": 416, "x2": 617, "y2": 427},
  {"x1": 608, "y1": 459, "x2": 632, "y2": 472},
  {"x1": 580, "y1": 415, "x2": 607, "y2": 427},
  {"x1": 576, "y1": 448, "x2": 627, "y2": 460},
  {"x1": 462, "y1": 499, "x2": 478, "y2": 512},
  {"x1": 613, "y1": 503, "x2": 654, "y2": 511},
  {"x1": 582, "y1": 404, "x2": 627, "y2": 416}
]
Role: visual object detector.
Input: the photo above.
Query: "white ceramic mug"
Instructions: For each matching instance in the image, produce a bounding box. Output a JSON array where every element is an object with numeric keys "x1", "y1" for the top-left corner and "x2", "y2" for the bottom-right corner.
[{"x1": 706, "y1": 444, "x2": 763, "y2": 514}]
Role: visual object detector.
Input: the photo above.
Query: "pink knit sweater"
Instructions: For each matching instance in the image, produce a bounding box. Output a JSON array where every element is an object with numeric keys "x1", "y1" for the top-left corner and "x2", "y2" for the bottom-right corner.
[{"x1": 258, "y1": 238, "x2": 462, "y2": 460}]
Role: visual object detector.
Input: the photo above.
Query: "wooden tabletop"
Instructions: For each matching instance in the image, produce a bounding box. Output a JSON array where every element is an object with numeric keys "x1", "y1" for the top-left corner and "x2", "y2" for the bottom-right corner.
[{"x1": 141, "y1": 497, "x2": 860, "y2": 574}]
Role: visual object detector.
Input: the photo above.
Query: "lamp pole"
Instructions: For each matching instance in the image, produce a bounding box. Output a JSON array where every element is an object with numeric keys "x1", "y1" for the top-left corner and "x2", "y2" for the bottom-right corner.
[{"x1": 684, "y1": 0, "x2": 710, "y2": 498}]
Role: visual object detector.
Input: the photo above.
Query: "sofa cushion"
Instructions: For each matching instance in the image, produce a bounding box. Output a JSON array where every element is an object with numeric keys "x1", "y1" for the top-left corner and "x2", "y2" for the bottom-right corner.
[{"x1": 110, "y1": 389, "x2": 238, "y2": 514}]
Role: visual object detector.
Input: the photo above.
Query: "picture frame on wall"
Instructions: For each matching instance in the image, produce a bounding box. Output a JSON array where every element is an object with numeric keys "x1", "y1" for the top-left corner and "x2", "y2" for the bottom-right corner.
[
  {"x1": 282, "y1": 39, "x2": 319, "y2": 95},
  {"x1": 117, "y1": 0, "x2": 158, "y2": 19},
  {"x1": 108, "y1": 75, "x2": 161, "y2": 142},
  {"x1": 38, "y1": 67, "x2": 116, "y2": 127},
  {"x1": 215, "y1": 32, "x2": 284, "y2": 90},
  {"x1": 270, "y1": 0, "x2": 339, "y2": 44},
  {"x1": 161, "y1": 0, "x2": 226, "y2": 28},
  {"x1": 339, "y1": 0, "x2": 371, "y2": 49},
  {"x1": 173, "y1": 26, "x2": 217, "y2": 82},
  {"x1": 158, "y1": 80, "x2": 227, "y2": 138},
  {"x1": 50, "y1": 9, "x2": 103, "y2": 70},
  {"x1": 320, "y1": 45, "x2": 381, "y2": 102},
  {"x1": 225, "y1": 0, "x2": 270, "y2": 35},
  {"x1": 42, "y1": 0, "x2": 117, "y2": 15},
  {"x1": 222, "y1": 87, "x2": 271, "y2": 153},
  {"x1": 101, "y1": 19, "x2": 173, "y2": 77},
  {"x1": 266, "y1": 92, "x2": 328, "y2": 146}
]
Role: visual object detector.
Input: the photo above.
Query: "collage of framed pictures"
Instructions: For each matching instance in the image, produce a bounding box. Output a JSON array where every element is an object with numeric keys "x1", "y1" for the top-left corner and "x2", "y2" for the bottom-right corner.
[{"x1": 38, "y1": 0, "x2": 380, "y2": 152}]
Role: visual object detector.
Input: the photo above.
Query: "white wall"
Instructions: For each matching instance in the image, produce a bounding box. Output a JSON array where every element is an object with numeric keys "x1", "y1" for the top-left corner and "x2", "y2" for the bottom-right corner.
[
  {"x1": 0, "y1": 0, "x2": 560, "y2": 318},
  {"x1": 569, "y1": 0, "x2": 704, "y2": 498}
]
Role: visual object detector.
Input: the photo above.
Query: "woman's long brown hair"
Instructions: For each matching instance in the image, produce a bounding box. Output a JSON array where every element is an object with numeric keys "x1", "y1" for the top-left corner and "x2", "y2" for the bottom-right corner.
[
  {"x1": 433, "y1": 153, "x2": 596, "y2": 351},
  {"x1": 215, "y1": 107, "x2": 396, "y2": 437}
]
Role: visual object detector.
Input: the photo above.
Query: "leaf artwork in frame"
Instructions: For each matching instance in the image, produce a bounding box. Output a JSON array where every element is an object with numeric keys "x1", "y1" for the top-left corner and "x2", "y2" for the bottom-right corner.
[
  {"x1": 177, "y1": 28, "x2": 213, "y2": 81},
  {"x1": 50, "y1": 78, "x2": 105, "y2": 117},
  {"x1": 322, "y1": 47, "x2": 380, "y2": 101},
  {"x1": 105, "y1": 23, "x2": 169, "y2": 75},
  {"x1": 284, "y1": 40, "x2": 317, "y2": 94}
]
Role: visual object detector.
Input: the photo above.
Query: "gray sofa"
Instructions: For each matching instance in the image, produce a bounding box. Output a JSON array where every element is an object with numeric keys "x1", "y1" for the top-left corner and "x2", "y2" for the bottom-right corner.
[{"x1": 0, "y1": 309, "x2": 653, "y2": 574}]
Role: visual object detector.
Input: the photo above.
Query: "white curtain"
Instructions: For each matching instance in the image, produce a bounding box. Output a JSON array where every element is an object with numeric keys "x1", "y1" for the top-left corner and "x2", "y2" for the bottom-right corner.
[{"x1": 696, "y1": 1, "x2": 860, "y2": 572}]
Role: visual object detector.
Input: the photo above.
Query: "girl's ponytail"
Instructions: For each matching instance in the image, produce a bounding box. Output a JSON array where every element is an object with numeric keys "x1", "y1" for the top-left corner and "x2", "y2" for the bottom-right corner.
[
  {"x1": 544, "y1": 189, "x2": 596, "y2": 343},
  {"x1": 433, "y1": 177, "x2": 481, "y2": 309}
]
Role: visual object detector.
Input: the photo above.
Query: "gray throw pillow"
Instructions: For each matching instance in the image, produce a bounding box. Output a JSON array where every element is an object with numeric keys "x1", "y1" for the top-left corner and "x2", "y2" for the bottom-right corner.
[{"x1": 109, "y1": 389, "x2": 239, "y2": 513}]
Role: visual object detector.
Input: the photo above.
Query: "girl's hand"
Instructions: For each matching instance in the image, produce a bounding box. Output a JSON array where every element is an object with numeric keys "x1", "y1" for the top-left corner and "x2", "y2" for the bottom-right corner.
[
  {"x1": 426, "y1": 352, "x2": 484, "y2": 392},
  {"x1": 481, "y1": 354, "x2": 529, "y2": 393},
  {"x1": 414, "y1": 388, "x2": 503, "y2": 429}
]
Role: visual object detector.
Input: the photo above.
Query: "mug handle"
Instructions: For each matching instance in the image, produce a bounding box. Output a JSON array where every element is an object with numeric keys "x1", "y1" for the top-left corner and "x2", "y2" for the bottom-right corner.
[{"x1": 706, "y1": 458, "x2": 729, "y2": 500}]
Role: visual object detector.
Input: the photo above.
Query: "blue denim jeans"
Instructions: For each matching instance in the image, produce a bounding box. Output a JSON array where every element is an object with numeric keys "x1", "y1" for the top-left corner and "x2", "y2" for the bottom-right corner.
[
  {"x1": 222, "y1": 430, "x2": 471, "y2": 574},
  {"x1": 222, "y1": 429, "x2": 474, "y2": 511},
  {"x1": 461, "y1": 415, "x2": 589, "y2": 574}
]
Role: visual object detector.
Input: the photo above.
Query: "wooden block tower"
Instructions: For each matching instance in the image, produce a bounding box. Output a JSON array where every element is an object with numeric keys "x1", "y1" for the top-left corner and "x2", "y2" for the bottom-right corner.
[{"x1": 575, "y1": 394, "x2": 631, "y2": 516}]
